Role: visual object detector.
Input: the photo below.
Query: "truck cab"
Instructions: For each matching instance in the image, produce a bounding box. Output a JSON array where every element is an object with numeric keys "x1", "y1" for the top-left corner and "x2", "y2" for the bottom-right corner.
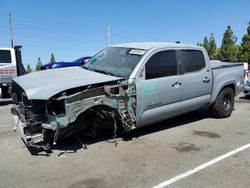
[
  {"x1": 0, "y1": 46, "x2": 25, "y2": 98},
  {"x1": 131, "y1": 46, "x2": 213, "y2": 126}
]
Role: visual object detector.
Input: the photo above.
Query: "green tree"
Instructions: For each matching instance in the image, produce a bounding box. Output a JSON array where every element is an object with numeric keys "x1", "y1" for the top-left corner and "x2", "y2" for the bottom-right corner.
[
  {"x1": 202, "y1": 37, "x2": 209, "y2": 53},
  {"x1": 236, "y1": 45, "x2": 243, "y2": 61},
  {"x1": 197, "y1": 42, "x2": 203, "y2": 46},
  {"x1": 199, "y1": 34, "x2": 219, "y2": 59},
  {"x1": 50, "y1": 53, "x2": 56, "y2": 63},
  {"x1": 228, "y1": 45, "x2": 241, "y2": 62},
  {"x1": 241, "y1": 21, "x2": 250, "y2": 63},
  {"x1": 208, "y1": 33, "x2": 217, "y2": 59},
  {"x1": 220, "y1": 26, "x2": 237, "y2": 61},
  {"x1": 215, "y1": 48, "x2": 221, "y2": 59},
  {"x1": 35, "y1": 57, "x2": 43, "y2": 71},
  {"x1": 26, "y1": 64, "x2": 33, "y2": 73}
]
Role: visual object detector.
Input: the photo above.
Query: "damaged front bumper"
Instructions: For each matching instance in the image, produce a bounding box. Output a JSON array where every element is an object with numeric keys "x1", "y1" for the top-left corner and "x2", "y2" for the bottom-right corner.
[
  {"x1": 12, "y1": 107, "x2": 70, "y2": 149},
  {"x1": 11, "y1": 79, "x2": 137, "y2": 153},
  {"x1": 12, "y1": 113, "x2": 44, "y2": 147}
]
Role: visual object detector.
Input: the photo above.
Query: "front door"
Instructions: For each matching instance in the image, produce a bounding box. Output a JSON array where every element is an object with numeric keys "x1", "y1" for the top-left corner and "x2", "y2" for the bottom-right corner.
[{"x1": 136, "y1": 50, "x2": 182, "y2": 127}]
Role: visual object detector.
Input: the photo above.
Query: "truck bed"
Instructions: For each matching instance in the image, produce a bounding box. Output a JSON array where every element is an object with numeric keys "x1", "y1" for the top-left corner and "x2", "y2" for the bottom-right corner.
[
  {"x1": 210, "y1": 60, "x2": 244, "y2": 104},
  {"x1": 211, "y1": 60, "x2": 243, "y2": 69}
]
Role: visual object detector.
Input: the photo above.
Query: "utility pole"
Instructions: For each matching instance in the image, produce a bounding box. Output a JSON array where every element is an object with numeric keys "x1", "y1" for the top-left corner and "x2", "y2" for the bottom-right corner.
[
  {"x1": 108, "y1": 26, "x2": 111, "y2": 46},
  {"x1": 9, "y1": 13, "x2": 14, "y2": 48}
]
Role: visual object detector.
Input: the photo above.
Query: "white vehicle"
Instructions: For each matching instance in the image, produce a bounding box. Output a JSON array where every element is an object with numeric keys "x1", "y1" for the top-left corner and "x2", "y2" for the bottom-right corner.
[
  {"x1": 243, "y1": 64, "x2": 250, "y2": 98},
  {"x1": 0, "y1": 46, "x2": 26, "y2": 98}
]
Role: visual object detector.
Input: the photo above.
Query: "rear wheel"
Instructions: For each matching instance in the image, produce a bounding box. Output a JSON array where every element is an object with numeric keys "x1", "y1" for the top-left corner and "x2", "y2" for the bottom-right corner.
[
  {"x1": 209, "y1": 87, "x2": 234, "y2": 118},
  {"x1": 1, "y1": 86, "x2": 10, "y2": 98}
]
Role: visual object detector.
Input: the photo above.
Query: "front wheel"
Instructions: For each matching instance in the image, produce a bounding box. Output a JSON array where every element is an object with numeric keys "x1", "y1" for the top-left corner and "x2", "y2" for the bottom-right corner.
[{"x1": 209, "y1": 87, "x2": 234, "y2": 118}]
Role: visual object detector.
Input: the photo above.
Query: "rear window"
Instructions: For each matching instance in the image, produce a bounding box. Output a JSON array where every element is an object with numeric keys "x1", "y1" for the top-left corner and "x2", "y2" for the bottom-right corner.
[{"x1": 0, "y1": 50, "x2": 12, "y2": 64}]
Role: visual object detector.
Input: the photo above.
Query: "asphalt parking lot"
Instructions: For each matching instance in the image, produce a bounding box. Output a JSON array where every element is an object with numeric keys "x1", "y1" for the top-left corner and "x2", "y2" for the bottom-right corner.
[{"x1": 0, "y1": 94, "x2": 250, "y2": 188}]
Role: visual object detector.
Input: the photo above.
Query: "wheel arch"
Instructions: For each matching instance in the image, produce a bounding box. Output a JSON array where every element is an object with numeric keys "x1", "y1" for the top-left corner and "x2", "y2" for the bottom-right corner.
[
  {"x1": 74, "y1": 104, "x2": 118, "y2": 121},
  {"x1": 210, "y1": 81, "x2": 236, "y2": 105}
]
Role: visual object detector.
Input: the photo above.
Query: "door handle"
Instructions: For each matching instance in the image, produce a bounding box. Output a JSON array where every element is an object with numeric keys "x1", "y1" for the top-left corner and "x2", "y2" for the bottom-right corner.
[
  {"x1": 172, "y1": 82, "x2": 182, "y2": 87},
  {"x1": 203, "y1": 77, "x2": 210, "y2": 83}
]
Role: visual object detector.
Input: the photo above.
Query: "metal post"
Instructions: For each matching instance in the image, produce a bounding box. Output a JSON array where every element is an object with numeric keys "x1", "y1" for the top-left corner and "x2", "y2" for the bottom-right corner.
[
  {"x1": 9, "y1": 13, "x2": 14, "y2": 48},
  {"x1": 108, "y1": 26, "x2": 111, "y2": 46}
]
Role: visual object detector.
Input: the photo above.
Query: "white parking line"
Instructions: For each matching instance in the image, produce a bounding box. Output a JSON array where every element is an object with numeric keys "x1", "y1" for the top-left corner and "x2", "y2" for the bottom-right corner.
[
  {"x1": 0, "y1": 125, "x2": 11, "y2": 128},
  {"x1": 152, "y1": 143, "x2": 250, "y2": 188}
]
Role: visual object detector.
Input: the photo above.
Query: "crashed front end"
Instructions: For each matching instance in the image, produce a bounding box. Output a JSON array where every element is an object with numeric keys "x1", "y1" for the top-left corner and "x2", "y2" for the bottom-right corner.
[{"x1": 11, "y1": 80, "x2": 136, "y2": 152}]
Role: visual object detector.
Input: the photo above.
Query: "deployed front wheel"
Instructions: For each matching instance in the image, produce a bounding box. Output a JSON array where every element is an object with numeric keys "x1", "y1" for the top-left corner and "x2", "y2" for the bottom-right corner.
[{"x1": 209, "y1": 87, "x2": 234, "y2": 118}]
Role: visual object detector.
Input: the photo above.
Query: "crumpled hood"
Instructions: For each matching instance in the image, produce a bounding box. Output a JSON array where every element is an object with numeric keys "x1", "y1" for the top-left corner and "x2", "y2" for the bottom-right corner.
[{"x1": 13, "y1": 67, "x2": 123, "y2": 100}]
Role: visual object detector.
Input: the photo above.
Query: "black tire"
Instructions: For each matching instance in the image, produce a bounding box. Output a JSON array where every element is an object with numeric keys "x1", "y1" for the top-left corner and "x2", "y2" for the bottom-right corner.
[
  {"x1": 41, "y1": 143, "x2": 52, "y2": 153},
  {"x1": 209, "y1": 87, "x2": 234, "y2": 118},
  {"x1": 1, "y1": 86, "x2": 10, "y2": 98}
]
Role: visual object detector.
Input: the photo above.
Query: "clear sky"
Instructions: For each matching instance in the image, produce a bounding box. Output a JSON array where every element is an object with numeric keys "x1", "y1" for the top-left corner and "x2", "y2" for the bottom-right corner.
[{"x1": 0, "y1": 0, "x2": 249, "y2": 67}]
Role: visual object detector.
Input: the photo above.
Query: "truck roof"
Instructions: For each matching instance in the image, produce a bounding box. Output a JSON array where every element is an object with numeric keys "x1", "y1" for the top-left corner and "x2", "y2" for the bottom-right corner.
[
  {"x1": 0, "y1": 47, "x2": 14, "y2": 50},
  {"x1": 113, "y1": 42, "x2": 198, "y2": 50}
]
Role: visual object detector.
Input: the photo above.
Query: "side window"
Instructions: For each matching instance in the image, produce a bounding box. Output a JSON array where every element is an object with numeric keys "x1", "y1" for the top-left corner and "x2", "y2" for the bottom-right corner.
[
  {"x1": 145, "y1": 50, "x2": 177, "y2": 79},
  {"x1": 0, "y1": 50, "x2": 12, "y2": 64},
  {"x1": 179, "y1": 50, "x2": 205, "y2": 73}
]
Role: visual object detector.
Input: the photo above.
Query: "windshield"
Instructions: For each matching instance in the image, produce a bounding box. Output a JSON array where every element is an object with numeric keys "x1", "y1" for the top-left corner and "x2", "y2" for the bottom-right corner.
[
  {"x1": 83, "y1": 47, "x2": 146, "y2": 78},
  {"x1": 0, "y1": 50, "x2": 12, "y2": 64}
]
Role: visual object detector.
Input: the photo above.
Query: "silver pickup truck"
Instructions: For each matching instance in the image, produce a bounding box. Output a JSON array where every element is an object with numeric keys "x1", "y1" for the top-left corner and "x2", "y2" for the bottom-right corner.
[{"x1": 11, "y1": 42, "x2": 244, "y2": 152}]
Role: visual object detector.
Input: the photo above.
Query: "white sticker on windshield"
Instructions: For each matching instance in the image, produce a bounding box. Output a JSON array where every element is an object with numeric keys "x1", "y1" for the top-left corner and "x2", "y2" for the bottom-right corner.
[{"x1": 129, "y1": 49, "x2": 146, "y2": 56}]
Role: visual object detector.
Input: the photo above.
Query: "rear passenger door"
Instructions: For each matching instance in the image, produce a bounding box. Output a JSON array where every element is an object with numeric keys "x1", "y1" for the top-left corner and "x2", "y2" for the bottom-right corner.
[
  {"x1": 136, "y1": 50, "x2": 182, "y2": 126},
  {"x1": 177, "y1": 50, "x2": 212, "y2": 113}
]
